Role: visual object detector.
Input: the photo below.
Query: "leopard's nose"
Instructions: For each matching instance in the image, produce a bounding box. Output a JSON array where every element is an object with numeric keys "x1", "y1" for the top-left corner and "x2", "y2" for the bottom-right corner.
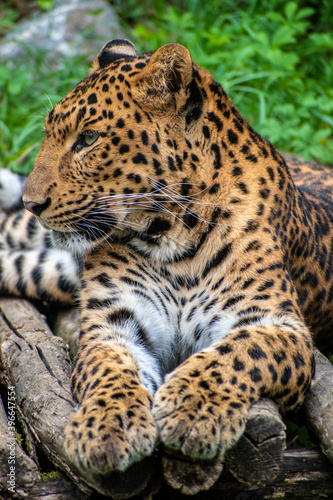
[{"x1": 23, "y1": 197, "x2": 51, "y2": 216}]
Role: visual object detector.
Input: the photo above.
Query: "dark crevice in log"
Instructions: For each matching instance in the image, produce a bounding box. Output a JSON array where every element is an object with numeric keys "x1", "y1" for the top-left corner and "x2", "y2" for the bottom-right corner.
[{"x1": 35, "y1": 344, "x2": 59, "y2": 379}]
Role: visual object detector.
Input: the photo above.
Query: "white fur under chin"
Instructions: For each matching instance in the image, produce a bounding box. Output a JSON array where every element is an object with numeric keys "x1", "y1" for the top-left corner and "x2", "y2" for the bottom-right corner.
[{"x1": 51, "y1": 230, "x2": 94, "y2": 257}]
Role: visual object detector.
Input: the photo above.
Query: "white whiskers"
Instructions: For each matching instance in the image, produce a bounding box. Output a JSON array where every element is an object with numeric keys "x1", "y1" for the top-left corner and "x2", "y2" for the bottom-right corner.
[{"x1": 49, "y1": 178, "x2": 222, "y2": 253}]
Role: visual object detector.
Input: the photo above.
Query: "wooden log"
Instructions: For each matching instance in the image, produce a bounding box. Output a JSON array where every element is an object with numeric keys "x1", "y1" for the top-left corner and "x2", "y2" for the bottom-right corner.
[
  {"x1": 225, "y1": 399, "x2": 286, "y2": 487},
  {"x1": 210, "y1": 448, "x2": 333, "y2": 499},
  {"x1": 161, "y1": 454, "x2": 223, "y2": 495},
  {"x1": 0, "y1": 298, "x2": 91, "y2": 496},
  {"x1": 0, "y1": 395, "x2": 40, "y2": 498},
  {"x1": 1, "y1": 474, "x2": 90, "y2": 500},
  {"x1": 304, "y1": 348, "x2": 333, "y2": 462},
  {"x1": 27, "y1": 476, "x2": 89, "y2": 500}
]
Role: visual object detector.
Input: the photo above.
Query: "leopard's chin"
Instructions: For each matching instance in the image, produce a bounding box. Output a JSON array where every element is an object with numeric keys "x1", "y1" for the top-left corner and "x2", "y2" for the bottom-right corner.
[{"x1": 51, "y1": 230, "x2": 101, "y2": 256}]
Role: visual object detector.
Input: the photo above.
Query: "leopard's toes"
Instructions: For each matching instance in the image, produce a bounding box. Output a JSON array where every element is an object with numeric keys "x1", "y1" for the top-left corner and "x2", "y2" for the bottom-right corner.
[
  {"x1": 153, "y1": 380, "x2": 247, "y2": 461},
  {"x1": 64, "y1": 392, "x2": 157, "y2": 474}
]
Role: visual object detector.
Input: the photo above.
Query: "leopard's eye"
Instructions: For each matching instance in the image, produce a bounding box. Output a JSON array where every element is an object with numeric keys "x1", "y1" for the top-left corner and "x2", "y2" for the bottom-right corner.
[
  {"x1": 72, "y1": 130, "x2": 99, "y2": 153},
  {"x1": 83, "y1": 130, "x2": 99, "y2": 146}
]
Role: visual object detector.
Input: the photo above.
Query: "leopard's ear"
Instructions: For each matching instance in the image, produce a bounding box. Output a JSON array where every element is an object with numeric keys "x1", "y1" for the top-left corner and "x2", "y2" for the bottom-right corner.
[
  {"x1": 133, "y1": 43, "x2": 193, "y2": 109},
  {"x1": 91, "y1": 39, "x2": 137, "y2": 72}
]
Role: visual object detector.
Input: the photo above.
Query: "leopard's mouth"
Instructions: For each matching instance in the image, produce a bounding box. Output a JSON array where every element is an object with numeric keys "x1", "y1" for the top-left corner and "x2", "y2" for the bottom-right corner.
[
  {"x1": 37, "y1": 217, "x2": 53, "y2": 231},
  {"x1": 37, "y1": 206, "x2": 119, "y2": 251}
]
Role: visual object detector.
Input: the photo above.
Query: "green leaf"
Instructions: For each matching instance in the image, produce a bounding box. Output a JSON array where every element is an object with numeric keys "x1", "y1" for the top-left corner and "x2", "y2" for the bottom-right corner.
[
  {"x1": 272, "y1": 26, "x2": 297, "y2": 47},
  {"x1": 284, "y1": 2, "x2": 298, "y2": 22},
  {"x1": 313, "y1": 128, "x2": 332, "y2": 143},
  {"x1": 0, "y1": 65, "x2": 11, "y2": 82},
  {"x1": 309, "y1": 33, "x2": 333, "y2": 48},
  {"x1": 267, "y1": 12, "x2": 285, "y2": 23},
  {"x1": 267, "y1": 49, "x2": 299, "y2": 69},
  {"x1": 295, "y1": 7, "x2": 316, "y2": 21},
  {"x1": 7, "y1": 80, "x2": 24, "y2": 96},
  {"x1": 312, "y1": 111, "x2": 333, "y2": 128},
  {"x1": 37, "y1": 0, "x2": 54, "y2": 10},
  {"x1": 203, "y1": 30, "x2": 230, "y2": 47}
]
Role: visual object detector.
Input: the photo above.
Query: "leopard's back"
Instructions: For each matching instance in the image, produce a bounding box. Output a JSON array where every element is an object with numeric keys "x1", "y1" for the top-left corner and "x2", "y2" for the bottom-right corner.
[{"x1": 289, "y1": 156, "x2": 333, "y2": 206}]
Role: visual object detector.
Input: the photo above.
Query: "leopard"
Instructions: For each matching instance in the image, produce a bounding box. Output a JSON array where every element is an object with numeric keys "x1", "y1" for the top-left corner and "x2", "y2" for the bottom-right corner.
[{"x1": 2, "y1": 38, "x2": 333, "y2": 479}]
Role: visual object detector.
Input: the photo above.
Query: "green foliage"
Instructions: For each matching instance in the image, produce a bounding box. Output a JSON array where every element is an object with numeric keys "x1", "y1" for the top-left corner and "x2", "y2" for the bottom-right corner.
[
  {"x1": 0, "y1": 1, "x2": 54, "y2": 38},
  {"x1": 0, "y1": 48, "x2": 90, "y2": 172},
  {"x1": 115, "y1": 0, "x2": 333, "y2": 165},
  {"x1": 40, "y1": 470, "x2": 63, "y2": 481},
  {"x1": 1, "y1": 0, "x2": 333, "y2": 173},
  {"x1": 285, "y1": 419, "x2": 317, "y2": 449},
  {"x1": 0, "y1": 2, "x2": 19, "y2": 37},
  {"x1": 14, "y1": 430, "x2": 23, "y2": 447},
  {"x1": 36, "y1": 0, "x2": 54, "y2": 10}
]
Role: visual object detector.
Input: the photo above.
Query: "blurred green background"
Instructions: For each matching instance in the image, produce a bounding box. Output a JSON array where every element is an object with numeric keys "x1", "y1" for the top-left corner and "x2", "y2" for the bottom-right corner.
[{"x1": 1, "y1": 0, "x2": 333, "y2": 173}]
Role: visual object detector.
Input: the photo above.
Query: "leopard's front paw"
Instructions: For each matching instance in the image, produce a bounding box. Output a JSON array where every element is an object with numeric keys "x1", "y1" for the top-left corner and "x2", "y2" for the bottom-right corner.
[
  {"x1": 152, "y1": 371, "x2": 248, "y2": 461},
  {"x1": 64, "y1": 386, "x2": 157, "y2": 474}
]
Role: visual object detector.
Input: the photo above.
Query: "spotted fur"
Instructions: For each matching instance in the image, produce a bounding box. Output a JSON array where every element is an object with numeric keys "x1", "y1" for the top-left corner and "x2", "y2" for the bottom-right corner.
[{"x1": 2, "y1": 39, "x2": 333, "y2": 475}]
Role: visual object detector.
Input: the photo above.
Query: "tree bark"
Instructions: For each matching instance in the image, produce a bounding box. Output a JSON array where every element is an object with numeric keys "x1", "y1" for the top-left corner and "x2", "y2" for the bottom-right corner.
[
  {"x1": 305, "y1": 348, "x2": 333, "y2": 462},
  {"x1": 0, "y1": 395, "x2": 40, "y2": 497}
]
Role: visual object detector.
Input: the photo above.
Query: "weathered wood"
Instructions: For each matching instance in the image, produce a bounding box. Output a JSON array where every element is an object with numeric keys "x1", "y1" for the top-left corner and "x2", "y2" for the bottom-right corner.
[
  {"x1": 0, "y1": 395, "x2": 40, "y2": 497},
  {"x1": 0, "y1": 299, "x2": 93, "y2": 496},
  {"x1": 225, "y1": 399, "x2": 286, "y2": 487},
  {"x1": 304, "y1": 348, "x2": 333, "y2": 462},
  {"x1": 29, "y1": 477, "x2": 89, "y2": 500},
  {"x1": 8, "y1": 475, "x2": 89, "y2": 500},
  {"x1": 211, "y1": 449, "x2": 333, "y2": 499},
  {"x1": 161, "y1": 454, "x2": 223, "y2": 495}
]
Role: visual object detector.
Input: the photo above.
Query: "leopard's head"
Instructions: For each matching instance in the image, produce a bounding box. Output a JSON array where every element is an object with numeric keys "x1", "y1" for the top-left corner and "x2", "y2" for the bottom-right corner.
[{"x1": 23, "y1": 39, "x2": 229, "y2": 257}]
